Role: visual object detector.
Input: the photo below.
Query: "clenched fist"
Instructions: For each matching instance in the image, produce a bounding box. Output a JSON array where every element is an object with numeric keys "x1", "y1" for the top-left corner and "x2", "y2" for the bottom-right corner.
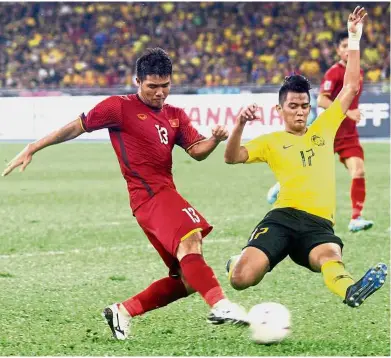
[
  {"x1": 212, "y1": 125, "x2": 229, "y2": 142},
  {"x1": 238, "y1": 103, "x2": 262, "y2": 124}
]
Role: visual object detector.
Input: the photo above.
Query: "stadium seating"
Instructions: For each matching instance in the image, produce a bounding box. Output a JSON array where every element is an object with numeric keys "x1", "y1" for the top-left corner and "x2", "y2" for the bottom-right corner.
[{"x1": 0, "y1": 2, "x2": 389, "y2": 89}]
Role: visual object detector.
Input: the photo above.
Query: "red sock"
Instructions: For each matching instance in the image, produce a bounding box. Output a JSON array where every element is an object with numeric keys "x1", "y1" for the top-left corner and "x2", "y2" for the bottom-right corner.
[
  {"x1": 179, "y1": 253, "x2": 225, "y2": 307},
  {"x1": 121, "y1": 276, "x2": 188, "y2": 317},
  {"x1": 351, "y1": 177, "x2": 366, "y2": 219}
]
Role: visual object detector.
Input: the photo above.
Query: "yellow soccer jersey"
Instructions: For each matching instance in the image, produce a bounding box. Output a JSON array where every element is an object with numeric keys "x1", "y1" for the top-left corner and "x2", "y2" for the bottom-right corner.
[{"x1": 244, "y1": 99, "x2": 346, "y2": 224}]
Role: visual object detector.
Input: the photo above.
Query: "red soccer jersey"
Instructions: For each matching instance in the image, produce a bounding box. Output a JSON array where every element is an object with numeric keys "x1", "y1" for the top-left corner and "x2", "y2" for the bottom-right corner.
[
  {"x1": 80, "y1": 94, "x2": 205, "y2": 212},
  {"x1": 319, "y1": 62, "x2": 364, "y2": 140}
]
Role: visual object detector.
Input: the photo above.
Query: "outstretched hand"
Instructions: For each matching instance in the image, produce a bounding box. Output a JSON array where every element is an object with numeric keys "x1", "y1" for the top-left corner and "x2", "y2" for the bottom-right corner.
[
  {"x1": 2, "y1": 145, "x2": 33, "y2": 177},
  {"x1": 348, "y1": 6, "x2": 367, "y2": 34}
]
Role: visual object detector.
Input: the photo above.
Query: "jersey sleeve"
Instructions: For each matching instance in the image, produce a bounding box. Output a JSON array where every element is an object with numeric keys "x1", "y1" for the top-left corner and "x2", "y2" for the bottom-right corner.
[
  {"x1": 319, "y1": 67, "x2": 340, "y2": 97},
  {"x1": 175, "y1": 108, "x2": 206, "y2": 150},
  {"x1": 80, "y1": 96, "x2": 123, "y2": 132},
  {"x1": 310, "y1": 99, "x2": 345, "y2": 137},
  {"x1": 243, "y1": 135, "x2": 270, "y2": 164}
]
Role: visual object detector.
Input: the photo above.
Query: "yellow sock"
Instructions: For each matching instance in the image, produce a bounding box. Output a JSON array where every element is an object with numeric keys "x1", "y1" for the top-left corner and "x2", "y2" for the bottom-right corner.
[{"x1": 321, "y1": 260, "x2": 355, "y2": 298}]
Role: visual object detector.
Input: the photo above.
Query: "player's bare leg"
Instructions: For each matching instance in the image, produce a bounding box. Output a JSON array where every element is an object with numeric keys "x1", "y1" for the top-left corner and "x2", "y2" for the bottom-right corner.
[
  {"x1": 344, "y1": 156, "x2": 373, "y2": 232},
  {"x1": 226, "y1": 247, "x2": 270, "y2": 290},
  {"x1": 176, "y1": 232, "x2": 248, "y2": 325},
  {"x1": 309, "y1": 243, "x2": 387, "y2": 307}
]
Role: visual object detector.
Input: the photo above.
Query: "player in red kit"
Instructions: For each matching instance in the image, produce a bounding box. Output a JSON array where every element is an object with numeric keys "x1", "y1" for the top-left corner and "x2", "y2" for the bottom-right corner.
[
  {"x1": 266, "y1": 31, "x2": 373, "y2": 233},
  {"x1": 317, "y1": 31, "x2": 373, "y2": 232},
  {"x1": 2, "y1": 48, "x2": 248, "y2": 339}
]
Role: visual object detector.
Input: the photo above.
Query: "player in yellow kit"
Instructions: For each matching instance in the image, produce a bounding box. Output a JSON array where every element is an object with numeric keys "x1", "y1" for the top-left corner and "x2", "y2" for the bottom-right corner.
[{"x1": 224, "y1": 7, "x2": 387, "y2": 308}]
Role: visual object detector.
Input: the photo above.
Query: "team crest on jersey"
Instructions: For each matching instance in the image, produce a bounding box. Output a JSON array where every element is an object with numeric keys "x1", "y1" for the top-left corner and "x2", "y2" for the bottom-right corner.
[
  {"x1": 168, "y1": 118, "x2": 179, "y2": 127},
  {"x1": 137, "y1": 113, "x2": 147, "y2": 120},
  {"x1": 311, "y1": 135, "x2": 325, "y2": 146}
]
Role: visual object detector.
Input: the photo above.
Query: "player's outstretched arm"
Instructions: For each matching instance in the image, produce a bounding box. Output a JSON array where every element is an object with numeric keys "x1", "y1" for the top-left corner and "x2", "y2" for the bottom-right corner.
[
  {"x1": 187, "y1": 125, "x2": 229, "y2": 161},
  {"x1": 336, "y1": 6, "x2": 367, "y2": 113},
  {"x1": 318, "y1": 95, "x2": 362, "y2": 122},
  {"x1": 2, "y1": 118, "x2": 85, "y2": 176},
  {"x1": 224, "y1": 104, "x2": 260, "y2": 164}
]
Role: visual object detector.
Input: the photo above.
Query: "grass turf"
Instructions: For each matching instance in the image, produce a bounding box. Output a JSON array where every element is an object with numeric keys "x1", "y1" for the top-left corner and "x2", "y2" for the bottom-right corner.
[{"x1": 0, "y1": 142, "x2": 389, "y2": 356}]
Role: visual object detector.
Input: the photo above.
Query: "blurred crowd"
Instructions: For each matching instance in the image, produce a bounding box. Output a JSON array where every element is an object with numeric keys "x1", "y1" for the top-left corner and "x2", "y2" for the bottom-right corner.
[{"x1": 0, "y1": 2, "x2": 389, "y2": 90}]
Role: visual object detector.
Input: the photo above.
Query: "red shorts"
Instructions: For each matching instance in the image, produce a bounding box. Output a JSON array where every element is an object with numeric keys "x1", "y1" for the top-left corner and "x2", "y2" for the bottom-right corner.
[
  {"x1": 334, "y1": 136, "x2": 364, "y2": 163},
  {"x1": 134, "y1": 188, "x2": 213, "y2": 276}
]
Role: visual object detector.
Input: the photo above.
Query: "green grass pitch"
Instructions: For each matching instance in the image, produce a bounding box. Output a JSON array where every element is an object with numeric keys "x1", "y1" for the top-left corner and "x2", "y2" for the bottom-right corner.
[{"x1": 0, "y1": 142, "x2": 389, "y2": 356}]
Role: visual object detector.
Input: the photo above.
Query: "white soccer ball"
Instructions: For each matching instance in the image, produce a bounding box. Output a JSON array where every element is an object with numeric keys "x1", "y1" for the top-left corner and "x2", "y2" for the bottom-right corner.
[{"x1": 248, "y1": 302, "x2": 292, "y2": 344}]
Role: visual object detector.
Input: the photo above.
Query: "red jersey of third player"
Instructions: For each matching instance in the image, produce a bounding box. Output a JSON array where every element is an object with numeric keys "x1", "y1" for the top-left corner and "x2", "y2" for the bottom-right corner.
[
  {"x1": 80, "y1": 94, "x2": 205, "y2": 212},
  {"x1": 319, "y1": 62, "x2": 364, "y2": 140}
]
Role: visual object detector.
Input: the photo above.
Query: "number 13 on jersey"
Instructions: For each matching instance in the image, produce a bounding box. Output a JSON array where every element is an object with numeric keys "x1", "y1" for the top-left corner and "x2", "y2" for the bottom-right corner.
[{"x1": 155, "y1": 124, "x2": 168, "y2": 144}]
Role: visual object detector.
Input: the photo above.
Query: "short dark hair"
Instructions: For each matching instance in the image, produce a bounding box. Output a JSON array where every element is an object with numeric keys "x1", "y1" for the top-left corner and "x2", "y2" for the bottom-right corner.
[
  {"x1": 278, "y1": 74, "x2": 311, "y2": 105},
  {"x1": 335, "y1": 30, "x2": 349, "y2": 46},
  {"x1": 136, "y1": 48, "x2": 172, "y2": 82}
]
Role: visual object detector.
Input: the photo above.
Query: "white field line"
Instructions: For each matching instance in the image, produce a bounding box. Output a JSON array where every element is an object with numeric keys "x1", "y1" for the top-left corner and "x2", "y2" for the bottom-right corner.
[
  {"x1": 1, "y1": 226, "x2": 388, "y2": 260},
  {"x1": 0, "y1": 237, "x2": 241, "y2": 260}
]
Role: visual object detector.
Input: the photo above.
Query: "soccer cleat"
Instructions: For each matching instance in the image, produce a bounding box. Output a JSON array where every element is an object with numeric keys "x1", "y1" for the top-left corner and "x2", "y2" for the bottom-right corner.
[
  {"x1": 344, "y1": 263, "x2": 388, "y2": 308},
  {"x1": 226, "y1": 255, "x2": 240, "y2": 276},
  {"x1": 266, "y1": 182, "x2": 280, "y2": 205},
  {"x1": 348, "y1": 217, "x2": 374, "y2": 232},
  {"x1": 102, "y1": 303, "x2": 131, "y2": 340},
  {"x1": 207, "y1": 299, "x2": 249, "y2": 326}
]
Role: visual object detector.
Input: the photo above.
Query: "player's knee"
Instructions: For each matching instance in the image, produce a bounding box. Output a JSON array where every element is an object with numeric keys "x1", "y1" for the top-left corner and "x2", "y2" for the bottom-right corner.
[
  {"x1": 229, "y1": 263, "x2": 264, "y2": 290},
  {"x1": 229, "y1": 268, "x2": 251, "y2": 290},
  {"x1": 352, "y1": 166, "x2": 365, "y2": 178},
  {"x1": 176, "y1": 232, "x2": 203, "y2": 261},
  {"x1": 229, "y1": 247, "x2": 269, "y2": 290},
  {"x1": 347, "y1": 158, "x2": 365, "y2": 178},
  {"x1": 309, "y1": 243, "x2": 342, "y2": 271}
]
